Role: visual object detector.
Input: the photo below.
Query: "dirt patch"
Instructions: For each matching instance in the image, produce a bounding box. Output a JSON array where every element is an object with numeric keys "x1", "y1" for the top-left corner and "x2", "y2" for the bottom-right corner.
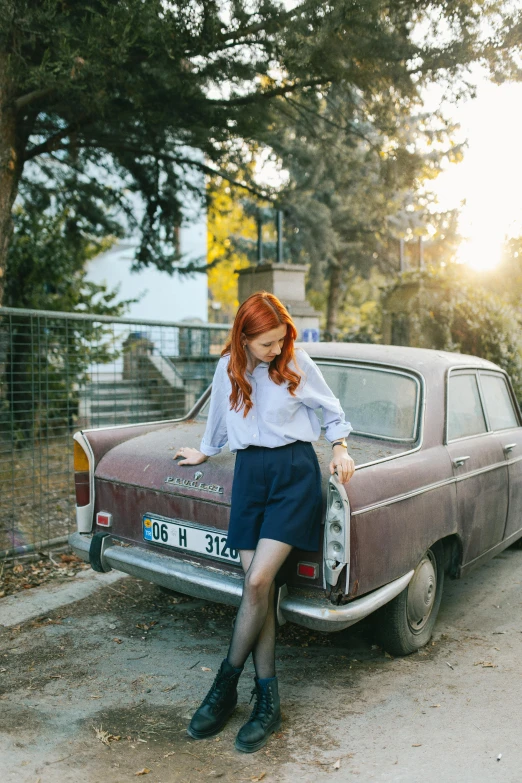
[
  {"x1": 78, "y1": 701, "x2": 297, "y2": 783},
  {"x1": 5, "y1": 552, "x2": 522, "y2": 782},
  {"x1": 0, "y1": 702, "x2": 43, "y2": 735},
  {"x1": 0, "y1": 577, "x2": 378, "y2": 782}
]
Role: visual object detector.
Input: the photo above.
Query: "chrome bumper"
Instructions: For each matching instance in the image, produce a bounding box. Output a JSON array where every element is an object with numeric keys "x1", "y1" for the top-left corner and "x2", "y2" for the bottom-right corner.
[{"x1": 69, "y1": 532, "x2": 414, "y2": 633}]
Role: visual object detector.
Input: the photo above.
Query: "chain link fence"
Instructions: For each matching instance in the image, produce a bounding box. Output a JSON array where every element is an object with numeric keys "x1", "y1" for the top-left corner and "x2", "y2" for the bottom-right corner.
[{"x1": 0, "y1": 307, "x2": 230, "y2": 559}]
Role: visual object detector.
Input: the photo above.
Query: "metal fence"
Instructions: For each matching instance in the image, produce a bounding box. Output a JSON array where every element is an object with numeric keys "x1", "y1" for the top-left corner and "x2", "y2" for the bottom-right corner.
[{"x1": 0, "y1": 307, "x2": 231, "y2": 558}]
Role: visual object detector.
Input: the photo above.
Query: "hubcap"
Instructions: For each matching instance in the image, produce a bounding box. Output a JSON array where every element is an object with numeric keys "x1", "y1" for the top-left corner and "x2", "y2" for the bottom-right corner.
[{"x1": 406, "y1": 550, "x2": 437, "y2": 633}]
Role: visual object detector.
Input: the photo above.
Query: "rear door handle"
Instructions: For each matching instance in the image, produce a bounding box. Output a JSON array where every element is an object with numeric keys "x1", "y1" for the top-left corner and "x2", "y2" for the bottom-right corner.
[
  {"x1": 452, "y1": 455, "x2": 470, "y2": 468},
  {"x1": 503, "y1": 443, "x2": 517, "y2": 454}
]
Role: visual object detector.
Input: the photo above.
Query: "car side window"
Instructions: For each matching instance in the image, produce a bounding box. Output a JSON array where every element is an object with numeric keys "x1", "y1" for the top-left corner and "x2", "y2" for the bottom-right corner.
[
  {"x1": 479, "y1": 373, "x2": 519, "y2": 431},
  {"x1": 447, "y1": 373, "x2": 487, "y2": 440}
]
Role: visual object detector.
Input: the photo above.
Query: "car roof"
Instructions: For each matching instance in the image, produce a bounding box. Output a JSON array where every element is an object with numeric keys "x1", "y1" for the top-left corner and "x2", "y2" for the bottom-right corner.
[{"x1": 298, "y1": 342, "x2": 501, "y2": 373}]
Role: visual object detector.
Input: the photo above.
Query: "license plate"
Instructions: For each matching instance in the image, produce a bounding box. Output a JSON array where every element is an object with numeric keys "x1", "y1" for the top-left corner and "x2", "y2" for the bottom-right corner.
[{"x1": 142, "y1": 514, "x2": 240, "y2": 564}]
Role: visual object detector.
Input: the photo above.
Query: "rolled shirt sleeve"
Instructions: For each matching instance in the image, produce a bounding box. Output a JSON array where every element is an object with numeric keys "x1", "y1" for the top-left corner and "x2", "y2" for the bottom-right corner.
[
  {"x1": 199, "y1": 358, "x2": 229, "y2": 456},
  {"x1": 296, "y1": 350, "x2": 353, "y2": 443}
]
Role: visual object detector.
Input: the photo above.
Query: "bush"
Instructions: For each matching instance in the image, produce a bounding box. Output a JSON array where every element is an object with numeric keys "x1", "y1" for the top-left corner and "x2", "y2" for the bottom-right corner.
[{"x1": 382, "y1": 266, "x2": 522, "y2": 403}]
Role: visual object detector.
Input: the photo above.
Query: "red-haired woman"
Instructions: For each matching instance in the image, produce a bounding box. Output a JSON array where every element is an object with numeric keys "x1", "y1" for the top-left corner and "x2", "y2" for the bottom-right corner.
[{"x1": 175, "y1": 291, "x2": 355, "y2": 753}]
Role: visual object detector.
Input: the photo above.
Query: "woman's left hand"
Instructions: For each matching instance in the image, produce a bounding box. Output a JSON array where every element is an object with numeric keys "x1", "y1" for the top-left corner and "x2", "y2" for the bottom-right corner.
[{"x1": 330, "y1": 447, "x2": 355, "y2": 483}]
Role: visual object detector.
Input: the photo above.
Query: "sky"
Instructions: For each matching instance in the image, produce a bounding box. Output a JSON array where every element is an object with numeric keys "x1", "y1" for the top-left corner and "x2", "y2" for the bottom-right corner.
[{"x1": 430, "y1": 74, "x2": 522, "y2": 271}]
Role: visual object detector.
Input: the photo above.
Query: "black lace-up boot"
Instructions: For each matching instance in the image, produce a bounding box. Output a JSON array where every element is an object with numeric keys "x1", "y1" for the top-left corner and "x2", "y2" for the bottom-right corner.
[
  {"x1": 187, "y1": 658, "x2": 243, "y2": 739},
  {"x1": 234, "y1": 676, "x2": 282, "y2": 753}
]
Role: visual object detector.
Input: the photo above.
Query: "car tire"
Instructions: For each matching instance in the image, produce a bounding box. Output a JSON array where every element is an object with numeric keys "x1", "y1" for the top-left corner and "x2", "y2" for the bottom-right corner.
[{"x1": 375, "y1": 542, "x2": 444, "y2": 656}]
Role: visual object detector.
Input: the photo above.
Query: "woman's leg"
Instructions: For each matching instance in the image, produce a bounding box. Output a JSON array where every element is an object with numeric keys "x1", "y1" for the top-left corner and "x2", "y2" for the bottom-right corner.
[
  {"x1": 227, "y1": 538, "x2": 292, "y2": 674},
  {"x1": 239, "y1": 549, "x2": 278, "y2": 680}
]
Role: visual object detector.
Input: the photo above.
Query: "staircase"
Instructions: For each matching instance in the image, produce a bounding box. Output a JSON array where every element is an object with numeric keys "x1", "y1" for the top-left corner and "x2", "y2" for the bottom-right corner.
[{"x1": 78, "y1": 378, "x2": 186, "y2": 429}]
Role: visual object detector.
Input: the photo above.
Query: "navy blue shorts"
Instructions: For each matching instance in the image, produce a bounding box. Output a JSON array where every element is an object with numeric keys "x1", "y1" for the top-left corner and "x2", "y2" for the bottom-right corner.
[{"x1": 226, "y1": 440, "x2": 323, "y2": 552}]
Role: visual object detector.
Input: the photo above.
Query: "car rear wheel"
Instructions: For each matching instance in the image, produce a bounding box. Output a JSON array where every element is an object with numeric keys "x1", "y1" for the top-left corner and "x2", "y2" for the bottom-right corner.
[{"x1": 375, "y1": 542, "x2": 444, "y2": 656}]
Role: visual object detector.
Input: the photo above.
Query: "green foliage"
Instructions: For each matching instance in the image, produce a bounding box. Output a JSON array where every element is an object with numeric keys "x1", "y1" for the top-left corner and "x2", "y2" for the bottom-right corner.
[
  {"x1": 267, "y1": 77, "x2": 468, "y2": 332},
  {"x1": 206, "y1": 179, "x2": 256, "y2": 323},
  {"x1": 5, "y1": 207, "x2": 126, "y2": 315},
  {"x1": 485, "y1": 237, "x2": 522, "y2": 308},
  {"x1": 1, "y1": 0, "x2": 520, "y2": 288},
  {"x1": 383, "y1": 265, "x2": 522, "y2": 401},
  {"x1": 1, "y1": 198, "x2": 136, "y2": 443},
  {"x1": 308, "y1": 266, "x2": 388, "y2": 343}
]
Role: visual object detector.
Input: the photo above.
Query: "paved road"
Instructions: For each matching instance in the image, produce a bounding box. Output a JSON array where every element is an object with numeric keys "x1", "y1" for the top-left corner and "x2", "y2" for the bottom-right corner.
[{"x1": 1, "y1": 544, "x2": 522, "y2": 783}]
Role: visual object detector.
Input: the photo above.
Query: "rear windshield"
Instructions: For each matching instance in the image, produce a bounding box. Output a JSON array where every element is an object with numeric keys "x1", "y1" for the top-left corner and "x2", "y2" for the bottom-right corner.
[
  {"x1": 197, "y1": 361, "x2": 421, "y2": 443},
  {"x1": 317, "y1": 362, "x2": 420, "y2": 442}
]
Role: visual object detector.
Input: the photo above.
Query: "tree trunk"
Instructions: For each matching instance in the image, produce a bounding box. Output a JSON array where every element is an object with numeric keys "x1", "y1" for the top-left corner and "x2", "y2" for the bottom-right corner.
[
  {"x1": 0, "y1": 53, "x2": 24, "y2": 306},
  {"x1": 326, "y1": 258, "x2": 343, "y2": 336}
]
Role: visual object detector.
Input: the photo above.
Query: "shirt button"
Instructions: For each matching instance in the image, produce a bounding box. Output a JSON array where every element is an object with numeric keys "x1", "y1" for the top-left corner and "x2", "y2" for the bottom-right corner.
[{"x1": 253, "y1": 434, "x2": 257, "y2": 438}]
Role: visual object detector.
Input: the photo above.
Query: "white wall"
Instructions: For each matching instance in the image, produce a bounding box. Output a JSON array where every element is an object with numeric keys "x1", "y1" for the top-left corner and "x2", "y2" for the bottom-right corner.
[{"x1": 86, "y1": 226, "x2": 208, "y2": 324}]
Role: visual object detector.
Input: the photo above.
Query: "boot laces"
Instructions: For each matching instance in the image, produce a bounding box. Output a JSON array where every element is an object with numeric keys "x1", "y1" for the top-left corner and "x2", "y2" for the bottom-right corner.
[
  {"x1": 248, "y1": 683, "x2": 273, "y2": 722},
  {"x1": 202, "y1": 668, "x2": 236, "y2": 711}
]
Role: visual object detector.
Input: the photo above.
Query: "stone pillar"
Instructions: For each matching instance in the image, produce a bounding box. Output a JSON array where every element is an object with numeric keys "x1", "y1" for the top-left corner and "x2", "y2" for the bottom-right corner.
[{"x1": 236, "y1": 263, "x2": 321, "y2": 341}]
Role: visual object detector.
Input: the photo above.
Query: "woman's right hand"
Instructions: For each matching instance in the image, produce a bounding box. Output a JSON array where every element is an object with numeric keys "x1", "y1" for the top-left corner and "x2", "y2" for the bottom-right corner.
[{"x1": 174, "y1": 446, "x2": 208, "y2": 466}]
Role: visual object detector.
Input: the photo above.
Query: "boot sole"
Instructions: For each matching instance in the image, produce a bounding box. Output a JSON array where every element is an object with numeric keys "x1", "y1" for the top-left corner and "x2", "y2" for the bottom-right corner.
[{"x1": 234, "y1": 716, "x2": 282, "y2": 753}]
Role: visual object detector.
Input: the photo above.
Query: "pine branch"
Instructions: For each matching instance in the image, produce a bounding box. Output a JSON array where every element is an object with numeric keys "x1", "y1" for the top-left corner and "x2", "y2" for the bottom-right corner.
[
  {"x1": 207, "y1": 77, "x2": 332, "y2": 107},
  {"x1": 14, "y1": 87, "x2": 54, "y2": 111},
  {"x1": 23, "y1": 117, "x2": 92, "y2": 161},
  {"x1": 54, "y1": 140, "x2": 276, "y2": 201},
  {"x1": 214, "y1": 0, "x2": 315, "y2": 44}
]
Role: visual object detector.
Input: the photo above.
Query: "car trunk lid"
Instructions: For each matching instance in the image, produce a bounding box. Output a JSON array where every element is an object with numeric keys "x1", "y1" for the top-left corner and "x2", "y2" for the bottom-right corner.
[{"x1": 94, "y1": 420, "x2": 235, "y2": 504}]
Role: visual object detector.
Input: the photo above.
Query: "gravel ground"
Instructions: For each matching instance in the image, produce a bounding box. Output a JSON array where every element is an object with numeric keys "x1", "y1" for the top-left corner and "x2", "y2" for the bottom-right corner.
[{"x1": 1, "y1": 544, "x2": 522, "y2": 783}]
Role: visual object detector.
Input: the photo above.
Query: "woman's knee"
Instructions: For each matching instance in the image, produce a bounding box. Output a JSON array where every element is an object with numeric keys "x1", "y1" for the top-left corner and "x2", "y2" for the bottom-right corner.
[{"x1": 244, "y1": 569, "x2": 273, "y2": 601}]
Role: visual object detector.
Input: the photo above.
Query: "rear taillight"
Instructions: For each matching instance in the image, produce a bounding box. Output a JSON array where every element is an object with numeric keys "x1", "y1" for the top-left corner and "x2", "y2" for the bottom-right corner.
[
  {"x1": 96, "y1": 512, "x2": 112, "y2": 528},
  {"x1": 74, "y1": 440, "x2": 90, "y2": 507},
  {"x1": 323, "y1": 475, "x2": 350, "y2": 590},
  {"x1": 73, "y1": 434, "x2": 95, "y2": 533},
  {"x1": 297, "y1": 562, "x2": 318, "y2": 579}
]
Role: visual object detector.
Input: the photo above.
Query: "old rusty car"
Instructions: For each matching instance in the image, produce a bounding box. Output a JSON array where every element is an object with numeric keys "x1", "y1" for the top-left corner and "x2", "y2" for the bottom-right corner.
[{"x1": 69, "y1": 343, "x2": 522, "y2": 655}]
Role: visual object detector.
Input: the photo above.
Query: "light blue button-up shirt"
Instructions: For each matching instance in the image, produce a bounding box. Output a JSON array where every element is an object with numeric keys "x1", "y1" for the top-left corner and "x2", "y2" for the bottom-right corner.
[{"x1": 200, "y1": 348, "x2": 353, "y2": 456}]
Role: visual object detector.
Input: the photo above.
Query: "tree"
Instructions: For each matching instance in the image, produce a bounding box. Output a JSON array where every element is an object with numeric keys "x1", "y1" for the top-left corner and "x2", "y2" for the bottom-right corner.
[
  {"x1": 382, "y1": 265, "x2": 522, "y2": 400},
  {"x1": 269, "y1": 79, "x2": 464, "y2": 332},
  {"x1": 1, "y1": 194, "x2": 134, "y2": 443},
  {"x1": 206, "y1": 179, "x2": 257, "y2": 324},
  {"x1": 4, "y1": 177, "x2": 128, "y2": 312},
  {"x1": 1, "y1": 0, "x2": 520, "y2": 304},
  {"x1": 486, "y1": 236, "x2": 522, "y2": 309}
]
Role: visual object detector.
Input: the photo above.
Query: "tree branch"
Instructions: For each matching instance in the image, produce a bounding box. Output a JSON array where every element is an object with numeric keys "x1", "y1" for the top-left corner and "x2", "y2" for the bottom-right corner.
[
  {"x1": 284, "y1": 95, "x2": 380, "y2": 151},
  {"x1": 15, "y1": 87, "x2": 55, "y2": 111},
  {"x1": 208, "y1": 77, "x2": 332, "y2": 106},
  {"x1": 23, "y1": 117, "x2": 92, "y2": 161},
  {"x1": 215, "y1": 0, "x2": 314, "y2": 44},
  {"x1": 172, "y1": 156, "x2": 275, "y2": 200},
  {"x1": 55, "y1": 140, "x2": 276, "y2": 201}
]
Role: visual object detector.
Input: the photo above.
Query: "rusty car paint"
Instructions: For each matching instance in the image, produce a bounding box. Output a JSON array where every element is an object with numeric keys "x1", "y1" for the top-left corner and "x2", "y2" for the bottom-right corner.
[{"x1": 81, "y1": 342, "x2": 522, "y2": 603}]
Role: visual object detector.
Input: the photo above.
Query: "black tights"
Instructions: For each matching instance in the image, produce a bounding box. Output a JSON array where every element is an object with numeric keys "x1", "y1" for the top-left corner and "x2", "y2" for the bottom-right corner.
[{"x1": 226, "y1": 538, "x2": 293, "y2": 679}]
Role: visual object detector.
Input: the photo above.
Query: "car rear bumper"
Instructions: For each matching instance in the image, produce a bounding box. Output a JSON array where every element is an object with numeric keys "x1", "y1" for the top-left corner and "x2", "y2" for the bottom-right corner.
[{"x1": 69, "y1": 532, "x2": 414, "y2": 633}]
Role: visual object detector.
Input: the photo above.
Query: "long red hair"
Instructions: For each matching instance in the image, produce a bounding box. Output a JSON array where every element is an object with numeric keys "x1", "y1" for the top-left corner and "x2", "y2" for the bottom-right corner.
[{"x1": 222, "y1": 291, "x2": 301, "y2": 416}]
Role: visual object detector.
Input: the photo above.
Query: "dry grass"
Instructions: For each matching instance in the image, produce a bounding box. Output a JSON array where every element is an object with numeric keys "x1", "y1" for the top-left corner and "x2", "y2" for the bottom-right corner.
[{"x1": 0, "y1": 435, "x2": 75, "y2": 554}]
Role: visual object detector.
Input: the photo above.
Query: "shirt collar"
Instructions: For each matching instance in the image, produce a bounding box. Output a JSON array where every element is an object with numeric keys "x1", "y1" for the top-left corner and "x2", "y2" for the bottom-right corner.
[{"x1": 247, "y1": 360, "x2": 269, "y2": 376}]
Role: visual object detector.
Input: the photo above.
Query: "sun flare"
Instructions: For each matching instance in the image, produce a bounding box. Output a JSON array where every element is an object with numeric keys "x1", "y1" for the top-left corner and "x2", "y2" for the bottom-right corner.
[
  {"x1": 456, "y1": 228, "x2": 504, "y2": 272},
  {"x1": 431, "y1": 80, "x2": 522, "y2": 276}
]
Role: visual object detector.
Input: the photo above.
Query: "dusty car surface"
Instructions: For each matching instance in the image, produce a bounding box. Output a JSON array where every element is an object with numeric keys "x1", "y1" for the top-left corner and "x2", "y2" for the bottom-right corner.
[{"x1": 69, "y1": 343, "x2": 522, "y2": 654}]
